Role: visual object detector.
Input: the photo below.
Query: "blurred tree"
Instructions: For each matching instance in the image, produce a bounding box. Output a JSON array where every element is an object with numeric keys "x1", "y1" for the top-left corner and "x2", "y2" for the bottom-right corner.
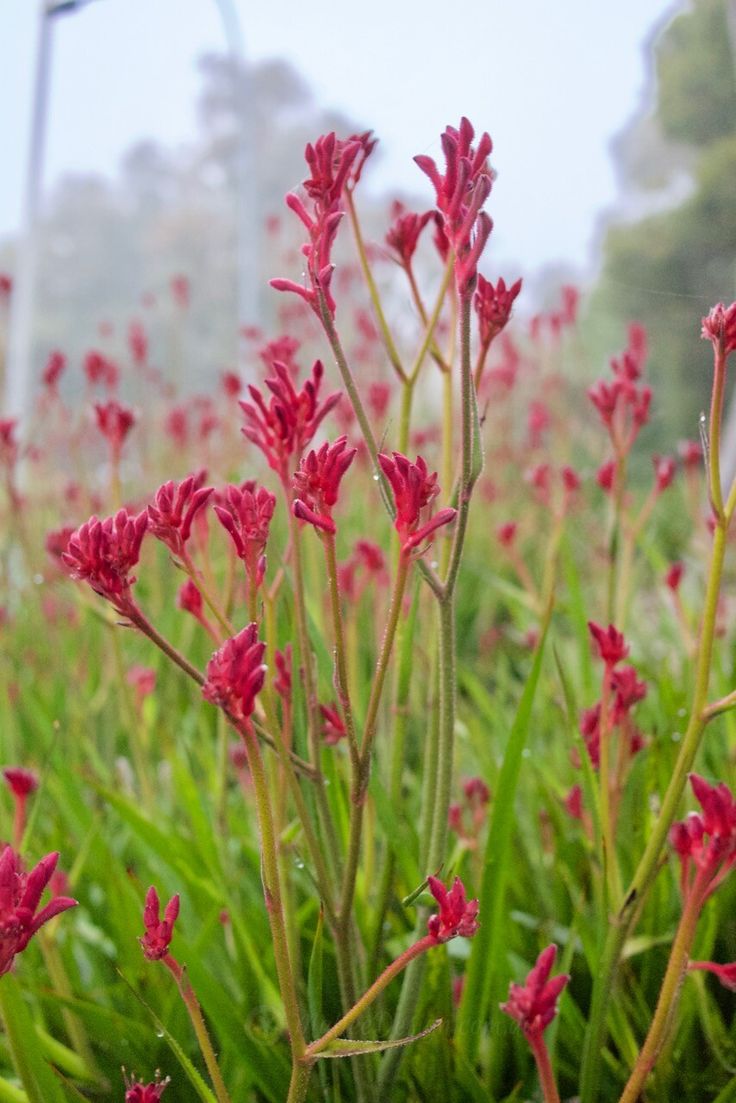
[
  {"x1": 0, "y1": 54, "x2": 365, "y2": 396},
  {"x1": 592, "y1": 0, "x2": 736, "y2": 446}
]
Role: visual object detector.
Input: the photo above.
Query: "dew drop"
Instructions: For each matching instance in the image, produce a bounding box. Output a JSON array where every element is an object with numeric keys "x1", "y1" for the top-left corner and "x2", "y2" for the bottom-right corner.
[
  {"x1": 672, "y1": 731, "x2": 682, "y2": 743},
  {"x1": 155, "y1": 1028, "x2": 165, "y2": 1038},
  {"x1": 522, "y1": 748, "x2": 531, "y2": 759},
  {"x1": 372, "y1": 473, "x2": 379, "y2": 481}
]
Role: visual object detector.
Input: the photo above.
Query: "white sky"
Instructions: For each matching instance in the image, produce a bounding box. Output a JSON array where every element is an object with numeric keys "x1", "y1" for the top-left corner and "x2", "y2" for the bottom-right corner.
[{"x1": 1, "y1": 0, "x2": 677, "y2": 274}]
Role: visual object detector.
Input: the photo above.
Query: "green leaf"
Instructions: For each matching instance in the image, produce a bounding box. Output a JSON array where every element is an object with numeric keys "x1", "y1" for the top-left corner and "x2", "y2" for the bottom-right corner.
[
  {"x1": 469, "y1": 376, "x2": 485, "y2": 486},
  {"x1": 0, "y1": 977, "x2": 66, "y2": 1103},
  {"x1": 118, "y1": 973, "x2": 218, "y2": 1103},
  {"x1": 307, "y1": 907, "x2": 325, "y2": 1038},
  {"x1": 315, "y1": 1019, "x2": 442, "y2": 1058},
  {"x1": 456, "y1": 611, "x2": 550, "y2": 1063}
]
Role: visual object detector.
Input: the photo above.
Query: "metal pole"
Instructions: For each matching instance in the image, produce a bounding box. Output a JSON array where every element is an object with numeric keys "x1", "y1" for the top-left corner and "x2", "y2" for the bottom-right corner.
[
  {"x1": 213, "y1": 0, "x2": 258, "y2": 344},
  {"x1": 4, "y1": 1, "x2": 54, "y2": 421}
]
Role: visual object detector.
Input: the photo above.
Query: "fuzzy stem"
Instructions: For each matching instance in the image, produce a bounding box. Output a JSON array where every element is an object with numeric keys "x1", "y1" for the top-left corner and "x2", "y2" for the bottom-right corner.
[
  {"x1": 345, "y1": 191, "x2": 406, "y2": 382},
  {"x1": 163, "y1": 956, "x2": 233, "y2": 1103},
  {"x1": 529, "y1": 1033, "x2": 562, "y2": 1103}
]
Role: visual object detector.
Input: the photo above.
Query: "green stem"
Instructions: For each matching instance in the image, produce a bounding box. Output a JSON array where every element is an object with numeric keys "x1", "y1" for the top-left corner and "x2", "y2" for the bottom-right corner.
[
  {"x1": 323, "y1": 532, "x2": 360, "y2": 766},
  {"x1": 580, "y1": 518, "x2": 728, "y2": 1101},
  {"x1": 240, "y1": 725, "x2": 306, "y2": 1059},
  {"x1": 345, "y1": 191, "x2": 406, "y2": 382},
  {"x1": 164, "y1": 957, "x2": 233, "y2": 1103},
  {"x1": 306, "y1": 936, "x2": 434, "y2": 1058},
  {"x1": 618, "y1": 869, "x2": 707, "y2": 1103}
]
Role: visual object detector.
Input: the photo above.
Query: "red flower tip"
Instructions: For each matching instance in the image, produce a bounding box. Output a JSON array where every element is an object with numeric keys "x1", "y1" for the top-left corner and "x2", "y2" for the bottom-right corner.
[
  {"x1": 500, "y1": 944, "x2": 569, "y2": 1038},
  {"x1": 587, "y1": 621, "x2": 628, "y2": 667},
  {"x1": 497, "y1": 521, "x2": 517, "y2": 547},
  {"x1": 62, "y1": 509, "x2": 148, "y2": 612},
  {"x1": 385, "y1": 203, "x2": 434, "y2": 268},
  {"x1": 678, "y1": 439, "x2": 703, "y2": 469},
  {"x1": 177, "y1": 579, "x2": 203, "y2": 618},
  {"x1": 42, "y1": 350, "x2": 66, "y2": 391},
  {"x1": 84, "y1": 350, "x2": 119, "y2": 388},
  {"x1": 124, "y1": 1070, "x2": 170, "y2": 1102},
  {"x1": 202, "y1": 624, "x2": 266, "y2": 724},
  {"x1": 139, "y1": 886, "x2": 179, "y2": 962},
  {"x1": 701, "y1": 302, "x2": 736, "y2": 356},
  {"x1": 3, "y1": 767, "x2": 39, "y2": 799},
  {"x1": 564, "y1": 784, "x2": 583, "y2": 821},
  {"x1": 426, "y1": 875, "x2": 479, "y2": 943},
  {"x1": 148, "y1": 475, "x2": 213, "y2": 557},
  {"x1": 0, "y1": 847, "x2": 77, "y2": 975},
  {"x1": 596, "y1": 459, "x2": 616, "y2": 493},
  {"x1": 273, "y1": 645, "x2": 292, "y2": 702}
]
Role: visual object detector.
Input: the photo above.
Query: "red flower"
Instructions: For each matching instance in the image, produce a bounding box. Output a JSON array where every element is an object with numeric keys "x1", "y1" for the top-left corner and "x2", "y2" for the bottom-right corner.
[
  {"x1": 666, "y1": 562, "x2": 684, "y2": 592},
  {"x1": 579, "y1": 703, "x2": 601, "y2": 768},
  {"x1": 320, "y1": 703, "x2": 346, "y2": 745},
  {"x1": 701, "y1": 302, "x2": 736, "y2": 356},
  {"x1": 84, "y1": 350, "x2": 119, "y2": 389},
  {"x1": 653, "y1": 454, "x2": 676, "y2": 493},
  {"x1": 3, "y1": 768, "x2": 38, "y2": 799},
  {"x1": 214, "y1": 482, "x2": 276, "y2": 585},
  {"x1": 124, "y1": 1071, "x2": 170, "y2": 1102},
  {"x1": 0, "y1": 848, "x2": 77, "y2": 975},
  {"x1": 202, "y1": 624, "x2": 266, "y2": 725},
  {"x1": 240, "y1": 360, "x2": 341, "y2": 482},
  {"x1": 147, "y1": 475, "x2": 213, "y2": 558},
  {"x1": 426, "y1": 875, "x2": 479, "y2": 943},
  {"x1": 385, "y1": 202, "x2": 434, "y2": 268},
  {"x1": 596, "y1": 459, "x2": 616, "y2": 493},
  {"x1": 139, "y1": 886, "x2": 179, "y2": 962},
  {"x1": 0, "y1": 419, "x2": 19, "y2": 468},
  {"x1": 128, "y1": 321, "x2": 148, "y2": 366},
  {"x1": 670, "y1": 774, "x2": 736, "y2": 902},
  {"x1": 500, "y1": 944, "x2": 569, "y2": 1039},
  {"x1": 42, "y1": 350, "x2": 66, "y2": 392},
  {"x1": 292, "y1": 436, "x2": 357, "y2": 534},
  {"x1": 221, "y1": 370, "x2": 242, "y2": 397},
  {"x1": 274, "y1": 646, "x2": 292, "y2": 702},
  {"x1": 171, "y1": 274, "x2": 190, "y2": 309},
  {"x1": 610, "y1": 665, "x2": 647, "y2": 722},
  {"x1": 689, "y1": 959, "x2": 736, "y2": 990},
  {"x1": 63, "y1": 509, "x2": 148, "y2": 612},
  {"x1": 588, "y1": 621, "x2": 628, "y2": 667},
  {"x1": 94, "y1": 400, "x2": 136, "y2": 456},
  {"x1": 678, "y1": 440, "x2": 703, "y2": 469},
  {"x1": 474, "y1": 275, "x2": 522, "y2": 346},
  {"x1": 415, "y1": 117, "x2": 494, "y2": 297},
  {"x1": 378, "y1": 451, "x2": 456, "y2": 557},
  {"x1": 177, "y1": 579, "x2": 204, "y2": 618},
  {"x1": 564, "y1": 784, "x2": 583, "y2": 821}
]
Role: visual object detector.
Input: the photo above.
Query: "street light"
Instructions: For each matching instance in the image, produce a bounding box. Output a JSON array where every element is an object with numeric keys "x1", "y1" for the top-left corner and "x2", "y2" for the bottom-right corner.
[{"x1": 4, "y1": 0, "x2": 102, "y2": 423}]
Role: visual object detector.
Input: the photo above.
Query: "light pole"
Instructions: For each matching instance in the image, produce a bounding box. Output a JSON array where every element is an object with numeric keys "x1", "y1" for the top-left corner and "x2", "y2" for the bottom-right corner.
[
  {"x1": 212, "y1": 0, "x2": 259, "y2": 343},
  {"x1": 4, "y1": 0, "x2": 100, "y2": 423}
]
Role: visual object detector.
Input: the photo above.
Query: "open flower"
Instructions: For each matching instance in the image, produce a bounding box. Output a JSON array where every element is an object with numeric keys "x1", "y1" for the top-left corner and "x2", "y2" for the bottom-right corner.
[
  {"x1": 588, "y1": 621, "x2": 628, "y2": 668},
  {"x1": 0, "y1": 848, "x2": 77, "y2": 975},
  {"x1": 670, "y1": 774, "x2": 736, "y2": 903},
  {"x1": 426, "y1": 876, "x2": 479, "y2": 943},
  {"x1": 214, "y1": 481, "x2": 276, "y2": 586},
  {"x1": 124, "y1": 1071, "x2": 170, "y2": 1102}
]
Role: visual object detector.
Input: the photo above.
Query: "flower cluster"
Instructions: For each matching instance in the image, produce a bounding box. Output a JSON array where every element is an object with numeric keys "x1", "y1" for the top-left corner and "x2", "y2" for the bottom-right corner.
[
  {"x1": 701, "y1": 301, "x2": 736, "y2": 358},
  {"x1": 271, "y1": 132, "x2": 374, "y2": 316},
  {"x1": 124, "y1": 1072, "x2": 170, "y2": 1102},
  {"x1": 426, "y1": 876, "x2": 479, "y2": 943},
  {"x1": 385, "y1": 201, "x2": 433, "y2": 269},
  {"x1": 292, "y1": 436, "x2": 357, "y2": 534},
  {"x1": 147, "y1": 475, "x2": 213, "y2": 558},
  {"x1": 240, "y1": 360, "x2": 341, "y2": 483},
  {"x1": 474, "y1": 274, "x2": 522, "y2": 348},
  {"x1": 501, "y1": 944, "x2": 569, "y2": 1039},
  {"x1": 378, "y1": 451, "x2": 456, "y2": 558},
  {"x1": 670, "y1": 774, "x2": 736, "y2": 904},
  {"x1": 139, "y1": 886, "x2": 179, "y2": 962},
  {"x1": 214, "y1": 481, "x2": 276, "y2": 587},
  {"x1": 415, "y1": 117, "x2": 494, "y2": 298},
  {"x1": 94, "y1": 400, "x2": 136, "y2": 458},
  {"x1": 202, "y1": 624, "x2": 266, "y2": 726},
  {"x1": 448, "y1": 777, "x2": 491, "y2": 845},
  {"x1": 588, "y1": 325, "x2": 652, "y2": 457},
  {"x1": 0, "y1": 848, "x2": 77, "y2": 975},
  {"x1": 62, "y1": 509, "x2": 148, "y2": 613}
]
